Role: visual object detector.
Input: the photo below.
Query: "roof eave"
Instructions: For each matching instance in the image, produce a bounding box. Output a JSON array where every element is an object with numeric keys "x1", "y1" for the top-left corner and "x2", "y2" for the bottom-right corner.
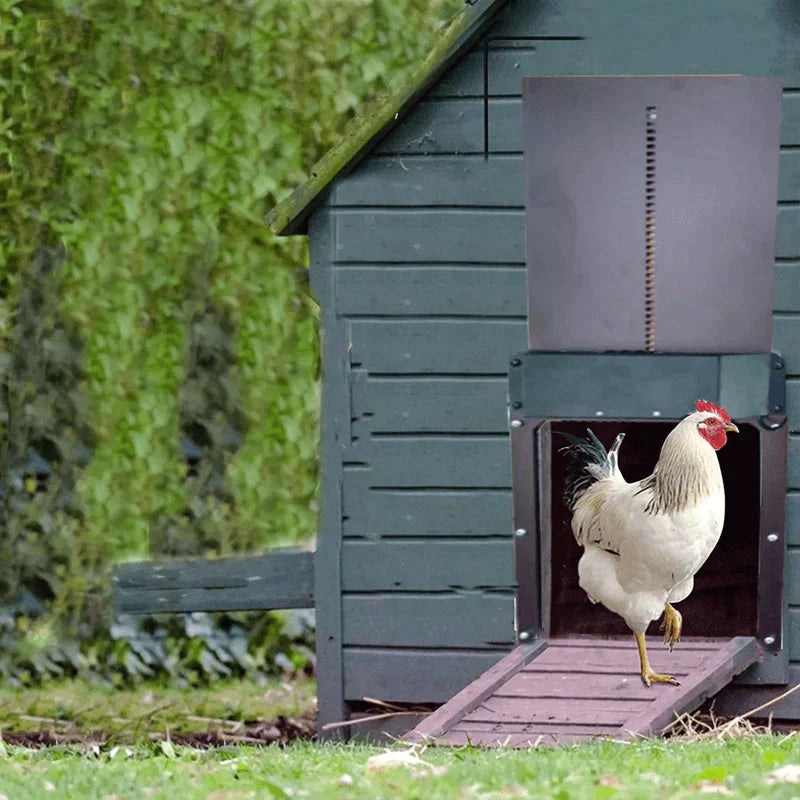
[{"x1": 266, "y1": 0, "x2": 511, "y2": 237}]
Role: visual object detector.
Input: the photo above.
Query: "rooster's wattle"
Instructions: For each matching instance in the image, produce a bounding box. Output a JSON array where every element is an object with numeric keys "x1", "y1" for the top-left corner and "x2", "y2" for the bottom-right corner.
[{"x1": 559, "y1": 399, "x2": 739, "y2": 686}]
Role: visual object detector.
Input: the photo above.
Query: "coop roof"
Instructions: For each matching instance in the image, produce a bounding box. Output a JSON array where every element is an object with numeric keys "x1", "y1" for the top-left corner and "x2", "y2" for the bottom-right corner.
[{"x1": 266, "y1": 0, "x2": 511, "y2": 236}]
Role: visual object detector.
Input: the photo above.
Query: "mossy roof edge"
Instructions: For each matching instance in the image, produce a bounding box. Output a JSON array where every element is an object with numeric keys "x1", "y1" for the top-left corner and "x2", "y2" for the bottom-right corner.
[{"x1": 266, "y1": 0, "x2": 511, "y2": 237}]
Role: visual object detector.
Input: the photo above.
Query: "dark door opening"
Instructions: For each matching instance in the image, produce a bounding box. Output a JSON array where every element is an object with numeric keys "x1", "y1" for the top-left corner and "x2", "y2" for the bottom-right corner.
[{"x1": 544, "y1": 420, "x2": 761, "y2": 640}]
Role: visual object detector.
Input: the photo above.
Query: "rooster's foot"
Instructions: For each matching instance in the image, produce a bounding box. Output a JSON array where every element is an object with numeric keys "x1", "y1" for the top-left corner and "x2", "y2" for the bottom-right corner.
[
  {"x1": 640, "y1": 667, "x2": 681, "y2": 687},
  {"x1": 635, "y1": 633, "x2": 681, "y2": 688},
  {"x1": 659, "y1": 603, "x2": 682, "y2": 651}
]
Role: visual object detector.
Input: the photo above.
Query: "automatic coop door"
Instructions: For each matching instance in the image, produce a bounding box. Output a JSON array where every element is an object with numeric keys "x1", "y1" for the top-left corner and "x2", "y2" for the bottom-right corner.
[{"x1": 522, "y1": 75, "x2": 782, "y2": 353}]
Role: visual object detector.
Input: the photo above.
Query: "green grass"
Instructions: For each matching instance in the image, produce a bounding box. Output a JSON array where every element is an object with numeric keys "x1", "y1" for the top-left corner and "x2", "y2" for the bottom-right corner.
[
  {"x1": 0, "y1": 677, "x2": 316, "y2": 736},
  {"x1": 2, "y1": 735, "x2": 800, "y2": 799}
]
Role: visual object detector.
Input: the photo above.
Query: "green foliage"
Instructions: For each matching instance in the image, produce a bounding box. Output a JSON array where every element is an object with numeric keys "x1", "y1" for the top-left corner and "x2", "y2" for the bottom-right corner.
[
  {"x1": 0, "y1": 0, "x2": 463, "y2": 631},
  {"x1": 0, "y1": 608, "x2": 315, "y2": 687}
]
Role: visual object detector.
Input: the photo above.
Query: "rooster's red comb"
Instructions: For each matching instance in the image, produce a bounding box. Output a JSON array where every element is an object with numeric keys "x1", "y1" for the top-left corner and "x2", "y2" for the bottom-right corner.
[{"x1": 695, "y1": 399, "x2": 731, "y2": 424}]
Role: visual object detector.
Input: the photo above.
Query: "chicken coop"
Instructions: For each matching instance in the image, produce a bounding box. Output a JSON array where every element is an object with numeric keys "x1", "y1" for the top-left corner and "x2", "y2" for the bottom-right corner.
[{"x1": 114, "y1": 0, "x2": 800, "y2": 745}]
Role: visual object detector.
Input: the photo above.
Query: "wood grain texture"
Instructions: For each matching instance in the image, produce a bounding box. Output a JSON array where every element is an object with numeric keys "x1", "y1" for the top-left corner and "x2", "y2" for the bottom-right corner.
[
  {"x1": 775, "y1": 320, "x2": 800, "y2": 377},
  {"x1": 406, "y1": 641, "x2": 547, "y2": 742},
  {"x1": 776, "y1": 269, "x2": 800, "y2": 315},
  {"x1": 308, "y1": 207, "x2": 348, "y2": 737},
  {"x1": 786, "y1": 495, "x2": 800, "y2": 546},
  {"x1": 334, "y1": 209, "x2": 525, "y2": 263},
  {"x1": 332, "y1": 156, "x2": 524, "y2": 207},
  {"x1": 341, "y1": 479, "x2": 512, "y2": 537},
  {"x1": 350, "y1": 374, "x2": 508, "y2": 433},
  {"x1": 332, "y1": 149, "x2": 797, "y2": 209},
  {"x1": 343, "y1": 647, "x2": 507, "y2": 703},
  {"x1": 349, "y1": 319, "x2": 526, "y2": 374},
  {"x1": 373, "y1": 95, "x2": 800, "y2": 156},
  {"x1": 342, "y1": 593, "x2": 515, "y2": 649},
  {"x1": 622, "y1": 637, "x2": 759, "y2": 737},
  {"x1": 342, "y1": 540, "x2": 513, "y2": 592},
  {"x1": 335, "y1": 266, "x2": 526, "y2": 316},
  {"x1": 113, "y1": 550, "x2": 313, "y2": 614},
  {"x1": 463, "y1": 695, "x2": 648, "y2": 726},
  {"x1": 787, "y1": 436, "x2": 800, "y2": 488},
  {"x1": 334, "y1": 207, "x2": 797, "y2": 265},
  {"x1": 360, "y1": 436, "x2": 511, "y2": 488},
  {"x1": 405, "y1": 636, "x2": 759, "y2": 747}
]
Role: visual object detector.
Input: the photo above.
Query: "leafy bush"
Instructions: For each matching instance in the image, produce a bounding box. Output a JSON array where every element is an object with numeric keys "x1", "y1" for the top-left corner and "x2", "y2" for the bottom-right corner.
[
  {"x1": 0, "y1": 607, "x2": 316, "y2": 687},
  {"x1": 0, "y1": 0, "x2": 462, "y2": 634}
]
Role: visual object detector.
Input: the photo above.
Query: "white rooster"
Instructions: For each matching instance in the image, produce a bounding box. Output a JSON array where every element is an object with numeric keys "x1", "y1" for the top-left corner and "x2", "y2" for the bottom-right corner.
[{"x1": 559, "y1": 400, "x2": 738, "y2": 686}]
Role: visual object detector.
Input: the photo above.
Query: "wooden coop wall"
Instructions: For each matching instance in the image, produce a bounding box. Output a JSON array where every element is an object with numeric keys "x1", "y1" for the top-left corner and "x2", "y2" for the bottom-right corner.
[{"x1": 309, "y1": 0, "x2": 800, "y2": 732}]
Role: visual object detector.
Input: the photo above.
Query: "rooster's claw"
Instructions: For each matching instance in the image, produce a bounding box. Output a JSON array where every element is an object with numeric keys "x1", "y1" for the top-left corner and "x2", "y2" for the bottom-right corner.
[{"x1": 660, "y1": 604, "x2": 683, "y2": 651}]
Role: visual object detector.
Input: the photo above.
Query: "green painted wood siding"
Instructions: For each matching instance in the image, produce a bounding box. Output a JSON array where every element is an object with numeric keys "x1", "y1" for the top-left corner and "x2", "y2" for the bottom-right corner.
[{"x1": 317, "y1": 0, "x2": 800, "y2": 706}]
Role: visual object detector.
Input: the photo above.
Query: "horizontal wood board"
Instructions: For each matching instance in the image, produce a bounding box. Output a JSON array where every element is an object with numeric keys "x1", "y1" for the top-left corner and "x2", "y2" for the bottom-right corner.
[
  {"x1": 405, "y1": 637, "x2": 759, "y2": 746},
  {"x1": 341, "y1": 540, "x2": 513, "y2": 591},
  {"x1": 342, "y1": 593, "x2": 515, "y2": 649},
  {"x1": 373, "y1": 94, "x2": 800, "y2": 155},
  {"x1": 113, "y1": 550, "x2": 314, "y2": 615},
  {"x1": 332, "y1": 152, "x2": 800, "y2": 207},
  {"x1": 333, "y1": 209, "x2": 799, "y2": 263}
]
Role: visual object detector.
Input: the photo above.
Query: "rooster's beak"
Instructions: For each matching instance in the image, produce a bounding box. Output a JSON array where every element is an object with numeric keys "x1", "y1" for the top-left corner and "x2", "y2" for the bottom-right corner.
[{"x1": 725, "y1": 422, "x2": 739, "y2": 433}]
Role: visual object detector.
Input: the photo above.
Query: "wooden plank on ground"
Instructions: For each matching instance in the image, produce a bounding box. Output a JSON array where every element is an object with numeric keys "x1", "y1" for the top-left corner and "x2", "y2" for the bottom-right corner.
[
  {"x1": 341, "y1": 540, "x2": 514, "y2": 592},
  {"x1": 622, "y1": 637, "x2": 760, "y2": 737},
  {"x1": 406, "y1": 641, "x2": 547, "y2": 742},
  {"x1": 462, "y1": 696, "x2": 648, "y2": 726},
  {"x1": 342, "y1": 593, "x2": 515, "y2": 649},
  {"x1": 405, "y1": 636, "x2": 759, "y2": 747},
  {"x1": 113, "y1": 549, "x2": 314, "y2": 614}
]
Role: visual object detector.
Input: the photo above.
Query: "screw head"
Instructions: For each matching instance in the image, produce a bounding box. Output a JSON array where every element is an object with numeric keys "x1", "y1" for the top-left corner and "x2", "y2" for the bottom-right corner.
[
  {"x1": 764, "y1": 635, "x2": 776, "y2": 645},
  {"x1": 510, "y1": 358, "x2": 521, "y2": 367},
  {"x1": 519, "y1": 631, "x2": 531, "y2": 641},
  {"x1": 775, "y1": 360, "x2": 784, "y2": 371},
  {"x1": 515, "y1": 528, "x2": 527, "y2": 537},
  {"x1": 511, "y1": 400, "x2": 523, "y2": 410},
  {"x1": 767, "y1": 533, "x2": 779, "y2": 542},
  {"x1": 773, "y1": 405, "x2": 784, "y2": 413},
  {"x1": 510, "y1": 419, "x2": 523, "y2": 429}
]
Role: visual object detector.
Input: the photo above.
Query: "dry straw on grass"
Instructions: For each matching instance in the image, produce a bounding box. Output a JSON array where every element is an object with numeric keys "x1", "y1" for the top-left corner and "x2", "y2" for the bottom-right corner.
[{"x1": 662, "y1": 681, "x2": 800, "y2": 742}]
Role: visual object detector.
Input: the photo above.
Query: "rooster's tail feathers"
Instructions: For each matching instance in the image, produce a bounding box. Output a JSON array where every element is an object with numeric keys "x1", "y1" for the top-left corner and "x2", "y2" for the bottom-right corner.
[{"x1": 558, "y1": 429, "x2": 625, "y2": 510}]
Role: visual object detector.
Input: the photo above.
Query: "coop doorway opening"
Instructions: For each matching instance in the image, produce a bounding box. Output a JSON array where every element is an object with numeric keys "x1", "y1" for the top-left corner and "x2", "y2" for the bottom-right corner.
[{"x1": 541, "y1": 420, "x2": 761, "y2": 641}]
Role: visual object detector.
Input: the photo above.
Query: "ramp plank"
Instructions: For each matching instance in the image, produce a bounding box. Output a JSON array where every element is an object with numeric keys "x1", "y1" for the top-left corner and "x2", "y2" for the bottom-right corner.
[{"x1": 405, "y1": 636, "x2": 760, "y2": 747}]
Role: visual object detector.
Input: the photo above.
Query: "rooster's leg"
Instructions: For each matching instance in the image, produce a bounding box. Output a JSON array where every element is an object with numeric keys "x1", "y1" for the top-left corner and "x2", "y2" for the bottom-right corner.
[
  {"x1": 659, "y1": 604, "x2": 682, "y2": 651},
  {"x1": 635, "y1": 633, "x2": 680, "y2": 687}
]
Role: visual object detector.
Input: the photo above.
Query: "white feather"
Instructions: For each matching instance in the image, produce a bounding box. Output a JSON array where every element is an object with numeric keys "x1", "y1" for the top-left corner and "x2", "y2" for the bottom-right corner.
[{"x1": 571, "y1": 411, "x2": 727, "y2": 634}]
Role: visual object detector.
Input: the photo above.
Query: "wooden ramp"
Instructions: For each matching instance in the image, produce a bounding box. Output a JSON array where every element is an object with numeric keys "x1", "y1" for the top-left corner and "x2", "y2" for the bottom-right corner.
[{"x1": 405, "y1": 636, "x2": 759, "y2": 748}]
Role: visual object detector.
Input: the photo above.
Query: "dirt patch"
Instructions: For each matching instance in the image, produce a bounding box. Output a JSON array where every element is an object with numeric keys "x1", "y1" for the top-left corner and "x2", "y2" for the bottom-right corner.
[{"x1": 1, "y1": 714, "x2": 316, "y2": 749}]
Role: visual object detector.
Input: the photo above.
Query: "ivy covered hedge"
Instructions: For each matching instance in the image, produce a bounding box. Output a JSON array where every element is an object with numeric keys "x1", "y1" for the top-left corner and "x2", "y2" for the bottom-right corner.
[{"x1": 0, "y1": 0, "x2": 462, "y2": 635}]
